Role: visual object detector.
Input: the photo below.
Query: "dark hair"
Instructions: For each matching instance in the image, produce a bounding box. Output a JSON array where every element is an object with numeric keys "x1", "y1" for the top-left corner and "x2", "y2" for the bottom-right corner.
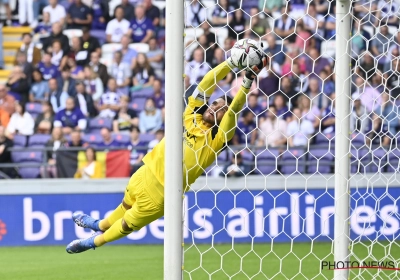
[
  {"x1": 32, "y1": 68, "x2": 44, "y2": 81},
  {"x1": 18, "y1": 102, "x2": 26, "y2": 115},
  {"x1": 86, "y1": 147, "x2": 97, "y2": 161},
  {"x1": 62, "y1": 65, "x2": 71, "y2": 72},
  {"x1": 241, "y1": 109, "x2": 252, "y2": 118},
  {"x1": 130, "y1": 126, "x2": 140, "y2": 133},
  {"x1": 225, "y1": 95, "x2": 233, "y2": 106},
  {"x1": 21, "y1": 33, "x2": 32, "y2": 39}
]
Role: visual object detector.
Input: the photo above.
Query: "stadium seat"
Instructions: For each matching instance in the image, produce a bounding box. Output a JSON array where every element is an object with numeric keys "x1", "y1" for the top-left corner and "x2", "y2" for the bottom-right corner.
[
  {"x1": 129, "y1": 43, "x2": 150, "y2": 53},
  {"x1": 88, "y1": 118, "x2": 113, "y2": 133},
  {"x1": 13, "y1": 135, "x2": 27, "y2": 147},
  {"x1": 132, "y1": 87, "x2": 155, "y2": 98},
  {"x1": 82, "y1": 133, "x2": 103, "y2": 146},
  {"x1": 351, "y1": 133, "x2": 366, "y2": 147},
  {"x1": 307, "y1": 148, "x2": 334, "y2": 174},
  {"x1": 369, "y1": 148, "x2": 388, "y2": 173},
  {"x1": 216, "y1": 149, "x2": 230, "y2": 167},
  {"x1": 130, "y1": 97, "x2": 147, "y2": 112},
  {"x1": 241, "y1": 149, "x2": 255, "y2": 171},
  {"x1": 350, "y1": 148, "x2": 369, "y2": 174},
  {"x1": 90, "y1": 30, "x2": 107, "y2": 45},
  {"x1": 281, "y1": 148, "x2": 307, "y2": 175},
  {"x1": 12, "y1": 151, "x2": 43, "y2": 179},
  {"x1": 254, "y1": 149, "x2": 279, "y2": 175},
  {"x1": 18, "y1": 167, "x2": 41, "y2": 179},
  {"x1": 114, "y1": 133, "x2": 130, "y2": 145},
  {"x1": 63, "y1": 29, "x2": 83, "y2": 42},
  {"x1": 26, "y1": 102, "x2": 43, "y2": 115},
  {"x1": 387, "y1": 149, "x2": 400, "y2": 172},
  {"x1": 139, "y1": 133, "x2": 155, "y2": 143},
  {"x1": 315, "y1": 132, "x2": 335, "y2": 144},
  {"x1": 28, "y1": 134, "x2": 51, "y2": 147}
]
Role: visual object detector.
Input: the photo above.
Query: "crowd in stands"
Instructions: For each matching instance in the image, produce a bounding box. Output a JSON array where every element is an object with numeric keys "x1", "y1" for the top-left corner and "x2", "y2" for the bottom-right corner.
[{"x1": 0, "y1": 0, "x2": 399, "y2": 179}]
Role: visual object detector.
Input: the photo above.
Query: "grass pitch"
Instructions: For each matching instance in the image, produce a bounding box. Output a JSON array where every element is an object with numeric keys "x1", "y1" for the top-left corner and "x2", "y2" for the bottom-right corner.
[{"x1": 0, "y1": 242, "x2": 399, "y2": 280}]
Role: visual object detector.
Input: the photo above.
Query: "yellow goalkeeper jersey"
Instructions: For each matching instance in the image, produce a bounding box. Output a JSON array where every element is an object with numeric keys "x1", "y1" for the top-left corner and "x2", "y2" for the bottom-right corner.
[{"x1": 142, "y1": 61, "x2": 250, "y2": 191}]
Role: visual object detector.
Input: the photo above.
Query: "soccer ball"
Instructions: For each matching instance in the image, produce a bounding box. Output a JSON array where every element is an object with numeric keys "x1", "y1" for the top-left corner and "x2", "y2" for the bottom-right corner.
[{"x1": 229, "y1": 39, "x2": 264, "y2": 70}]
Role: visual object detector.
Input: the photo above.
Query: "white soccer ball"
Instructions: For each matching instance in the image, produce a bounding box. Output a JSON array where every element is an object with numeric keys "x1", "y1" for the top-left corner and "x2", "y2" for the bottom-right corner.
[{"x1": 229, "y1": 39, "x2": 263, "y2": 70}]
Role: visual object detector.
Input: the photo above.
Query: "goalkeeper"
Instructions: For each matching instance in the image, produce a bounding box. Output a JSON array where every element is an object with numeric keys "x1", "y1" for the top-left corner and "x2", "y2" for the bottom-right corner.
[{"x1": 66, "y1": 49, "x2": 268, "y2": 254}]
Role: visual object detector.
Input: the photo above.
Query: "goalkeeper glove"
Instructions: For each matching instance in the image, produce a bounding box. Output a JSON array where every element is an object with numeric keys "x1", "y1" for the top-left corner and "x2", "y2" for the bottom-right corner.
[{"x1": 242, "y1": 55, "x2": 268, "y2": 89}]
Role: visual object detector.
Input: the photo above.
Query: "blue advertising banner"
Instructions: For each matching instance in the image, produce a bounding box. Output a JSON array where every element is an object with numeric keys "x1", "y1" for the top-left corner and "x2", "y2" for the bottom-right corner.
[{"x1": 0, "y1": 187, "x2": 399, "y2": 246}]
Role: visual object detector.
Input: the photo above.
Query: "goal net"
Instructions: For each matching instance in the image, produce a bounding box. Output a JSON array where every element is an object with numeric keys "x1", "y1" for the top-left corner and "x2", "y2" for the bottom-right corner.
[{"x1": 182, "y1": 0, "x2": 400, "y2": 279}]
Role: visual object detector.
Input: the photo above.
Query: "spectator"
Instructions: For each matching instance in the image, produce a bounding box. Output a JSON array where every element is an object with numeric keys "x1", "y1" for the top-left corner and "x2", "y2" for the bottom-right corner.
[
  {"x1": 119, "y1": 35, "x2": 138, "y2": 69},
  {"x1": 274, "y1": 5, "x2": 296, "y2": 43},
  {"x1": 106, "y1": 7, "x2": 130, "y2": 43},
  {"x1": 115, "y1": 0, "x2": 135, "y2": 21},
  {"x1": 367, "y1": 112, "x2": 391, "y2": 147},
  {"x1": 41, "y1": 127, "x2": 67, "y2": 178},
  {"x1": 35, "y1": 12, "x2": 52, "y2": 35},
  {"x1": 357, "y1": 52, "x2": 375, "y2": 81},
  {"x1": 1, "y1": 0, "x2": 12, "y2": 26},
  {"x1": 113, "y1": 95, "x2": 139, "y2": 133},
  {"x1": 147, "y1": 128, "x2": 164, "y2": 152},
  {"x1": 290, "y1": 62, "x2": 308, "y2": 93},
  {"x1": 35, "y1": 101, "x2": 54, "y2": 134},
  {"x1": 351, "y1": 20, "x2": 371, "y2": 60},
  {"x1": 109, "y1": 51, "x2": 132, "y2": 90},
  {"x1": 57, "y1": 67, "x2": 77, "y2": 97},
  {"x1": 98, "y1": 83, "x2": 120, "y2": 118},
  {"x1": 98, "y1": 127, "x2": 120, "y2": 147},
  {"x1": 49, "y1": 78, "x2": 69, "y2": 113},
  {"x1": 280, "y1": 76, "x2": 298, "y2": 107},
  {"x1": 298, "y1": 95, "x2": 320, "y2": 129},
  {"x1": 15, "y1": 51, "x2": 34, "y2": 83},
  {"x1": 139, "y1": 98, "x2": 163, "y2": 133},
  {"x1": 129, "y1": 4, "x2": 154, "y2": 43},
  {"x1": 38, "y1": 52, "x2": 60, "y2": 80},
  {"x1": 74, "y1": 147, "x2": 103, "y2": 178},
  {"x1": 273, "y1": 93, "x2": 290, "y2": 120},
  {"x1": 143, "y1": 0, "x2": 160, "y2": 27},
  {"x1": 245, "y1": 7, "x2": 271, "y2": 39},
  {"x1": 306, "y1": 77, "x2": 329, "y2": 110},
  {"x1": 294, "y1": 22, "x2": 312, "y2": 50},
  {"x1": 302, "y1": 3, "x2": 324, "y2": 40},
  {"x1": 54, "y1": 97, "x2": 87, "y2": 134},
  {"x1": 70, "y1": 37, "x2": 90, "y2": 66},
  {"x1": 262, "y1": 0, "x2": 283, "y2": 15},
  {"x1": 385, "y1": 57, "x2": 400, "y2": 98},
  {"x1": 374, "y1": 92, "x2": 399, "y2": 137},
  {"x1": 152, "y1": 79, "x2": 165, "y2": 109},
  {"x1": 42, "y1": 22, "x2": 70, "y2": 54},
  {"x1": 264, "y1": 33, "x2": 286, "y2": 65},
  {"x1": 17, "y1": 33, "x2": 41, "y2": 66},
  {"x1": 51, "y1": 40, "x2": 68, "y2": 70},
  {"x1": 186, "y1": 0, "x2": 207, "y2": 27},
  {"x1": 371, "y1": 25, "x2": 392, "y2": 71},
  {"x1": 81, "y1": 27, "x2": 101, "y2": 56},
  {"x1": 185, "y1": 48, "x2": 209, "y2": 90},
  {"x1": 0, "y1": 125, "x2": 16, "y2": 178},
  {"x1": 67, "y1": 57, "x2": 83, "y2": 79},
  {"x1": 350, "y1": 92, "x2": 369, "y2": 134},
  {"x1": 89, "y1": 51, "x2": 109, "y2": 87},
  {"x1": 0, "y1": 108, "x2": 10, "y2": 127},
  {"x1": 246, "y1": 94, "x2": 264, "y2": 116},
  {"x1": 321, "y1": 94, "x2": 336, "y2": 134},
  {"x1": 91, "y1": 0, "x2": 109, "y2": 30},
  {"x1": 66, "y1": 0, "x2": 93, "y2": 29},
  {"x1": 211, "y1": 0, "x2": 234, "y2": 26},
  {"x1": 128, "y1": 126, "x2": 146, "y2": 170},
  {"x1": 320, "y1": 69, "x2": 335, "y2": 96},
  {"x1": 287, "y1": 108, "x2": 315, "y2": 147},
  {"x1": 257, "y1": 106, "x2": 287, "y2": 147},
  {"x1": 68, "y1": 129, "x2": 84, "y2": 147},
  {"x1": 83, "y1": 66, "x2": 104, "y2": 101},
  {"x1": 131, "y1": 53, "x2": 156, "y2": 92},
  {"x1": 30, "y1": 69, "x2": 49, "y2": 102},
  {"x1": 233, "y1": 109, "x2": 257, "y2": 146},
  {"x1": 305, "y1": 48, "x2": 331, "y2": 78},
  {"x1": 219, "y1": 153, "x2": 249, "y2": 177},
  {"x1": 43, "y1": 0, "x2": 66, "y2": 25},
  {"x1": 74, "y1": 80, "x2": 97, "y2": 117},
  {"x1": 147, "y1": 38, "x2": 164, "y2": 78},
  {"x1": 210, "y1": 47, "x2": 226, "y2": 68},
  {"x1": 6, "y1": 102, "x2": 34, "y2": 138},
  {"x1": 228, "y1": 9, "x2": 246, "y2": 40},
  {"x1": 19, "y1": 0, "x2": 35, "y2": 26},
  {"x1": 6, "y1": 66, "x2": 30, "y2": 103},
  {"x1": 324, "y1": 6, "x2": 336, "y2": 39},
  {"x1": 376, "y1": 0, "x2": 400, "y2": 26},
  {"x1": 360, "y1": 79, "x2": 382, "y2": 113}
]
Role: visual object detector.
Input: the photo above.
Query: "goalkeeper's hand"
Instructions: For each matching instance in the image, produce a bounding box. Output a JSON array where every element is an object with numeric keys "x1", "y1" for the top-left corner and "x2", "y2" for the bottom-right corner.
[{"x1": 242, "y1": 55, "x2": 268, "y2": 89}]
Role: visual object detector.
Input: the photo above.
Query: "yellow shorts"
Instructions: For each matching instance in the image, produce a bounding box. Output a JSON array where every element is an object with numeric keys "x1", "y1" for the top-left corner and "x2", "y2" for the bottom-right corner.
[{"x1": 122, "y1": 165, "x2": 164, "y2": 230}]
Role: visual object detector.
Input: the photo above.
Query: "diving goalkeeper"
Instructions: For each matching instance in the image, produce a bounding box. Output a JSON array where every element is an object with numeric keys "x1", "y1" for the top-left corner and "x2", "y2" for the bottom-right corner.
[{"x1": 66, "y1": 49, "x2": 268, "y2": 254}]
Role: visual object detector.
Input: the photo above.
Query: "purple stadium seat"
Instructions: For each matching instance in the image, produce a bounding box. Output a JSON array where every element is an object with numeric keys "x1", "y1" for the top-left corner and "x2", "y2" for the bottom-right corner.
[
  {"x1": 254, "y1": 149, "x2": 279, "y2": 175},
  {"x1": 26, "y1": 103, "x2": 43, "y2": 115},
  {"x1": 28, "y1": 134, "x2": 51, "y2": 147},
  {"x1": 130, "y1": 97, "x2": 147, "y2": 112},
  {"x1": 351, "y1": 148, "x2": 369, "y2": 174},
  {"x1": 315, "y1": 132, "x2": 335, "y2": 144},
  {"x1": 18, "y1": 168, "x2": 41, "y2": 179},
  {"x1": 351, "y1": 133, "x2": 366, "y2": 147},
  {"x1": 307, "y1": 148, "x2": 334, "y2": 174},
  {"x1": 90, "y1": 30, "x2": 107, "y2": 45},
  {"x1": 370, "y1": 148, "x2": 388, "y2": 173},
  {"x1": 88, "y1": 118, "x2": 113, "y2": 133},
  {"x1": 139, "y1": 133, "x2": 155, "y2": 143},
  {"x1": 13, "y1": 135, "x2": 27, "y2": 147},
  {"x1": 133, "y1": 87, "x2": 155, "y2": 98},
  {"x1": 241, "y1": 149, "x2": 255, "y2": 165},
  {"x1": 281, "y1": 149, "x2": 307, "y2": 175},
  {"x1": 82, "y1": 133, "x2": 103, "y2": 145},
  {"x1": 387, "y1": 149, "x2": 400, "y2": 172},
  {"x1": 113, "y1": 133, "x2": 130, "y2": 145},
  {"x1": 216, "y1": 149, "x2": 230, "y2": 166},
  {"x1": 12, "y1": 151, "x2": 43, "y2": 163}
]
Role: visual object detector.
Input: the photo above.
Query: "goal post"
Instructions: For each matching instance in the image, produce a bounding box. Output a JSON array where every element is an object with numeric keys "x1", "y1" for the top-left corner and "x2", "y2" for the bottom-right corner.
[
  {"x1": 334, "y1": 1, "x2": 351, "y2": 279},
  {"x1": 164, "y1": 0, "x2": 184, "y2": 279}
]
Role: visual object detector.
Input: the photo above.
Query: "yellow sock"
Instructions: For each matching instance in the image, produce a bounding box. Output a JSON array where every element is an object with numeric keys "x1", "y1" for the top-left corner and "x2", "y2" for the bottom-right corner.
[
  {"x1": 103, "y1": 218, "x2": 132, "y2": 243},
  {"x1": 99, "y1": 203, "x2": 127, "y2": 230}
]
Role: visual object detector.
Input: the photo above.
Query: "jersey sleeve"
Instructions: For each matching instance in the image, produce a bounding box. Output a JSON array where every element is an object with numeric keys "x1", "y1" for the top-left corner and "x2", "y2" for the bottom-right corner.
[{"x1": 183, "y1": 95, "x2": 207, "y2": 132}]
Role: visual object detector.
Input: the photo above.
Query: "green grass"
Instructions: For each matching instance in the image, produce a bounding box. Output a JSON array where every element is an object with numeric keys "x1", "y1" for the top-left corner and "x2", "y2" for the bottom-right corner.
[{"x1": 0, "y1": 242, "x2": 399, "y2": 280}]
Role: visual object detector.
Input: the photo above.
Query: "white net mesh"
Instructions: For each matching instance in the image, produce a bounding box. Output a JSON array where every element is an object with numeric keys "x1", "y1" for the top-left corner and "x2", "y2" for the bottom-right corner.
[{"x1": 183, "y1": 0, "x2": 400, "y2": 279}]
